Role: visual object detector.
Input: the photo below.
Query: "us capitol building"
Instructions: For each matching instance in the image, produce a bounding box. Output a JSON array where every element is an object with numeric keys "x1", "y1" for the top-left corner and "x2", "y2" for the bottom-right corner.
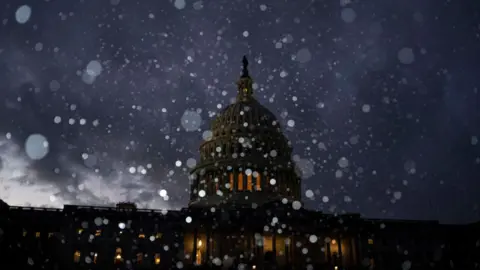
[{"x1": 0, "y1": 57, "x2": 479, "y2": 270}]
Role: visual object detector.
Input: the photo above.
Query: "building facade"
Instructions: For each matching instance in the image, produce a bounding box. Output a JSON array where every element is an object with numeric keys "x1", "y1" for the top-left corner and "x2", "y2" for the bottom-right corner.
[{"x1": 1, "y1": 57, "x2": 479, "y2": 270}]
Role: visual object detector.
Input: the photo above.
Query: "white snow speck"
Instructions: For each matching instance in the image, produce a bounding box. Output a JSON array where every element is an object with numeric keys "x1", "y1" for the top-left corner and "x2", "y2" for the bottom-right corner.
[
  {"x1": 398, "y1": 47, "x2": 415, "y2": 64},
  {"x1": 25, "y1": 134, "x2": 49, "y2": 160},
  {"x1": 175, "y1": 160, "x2": 182, "y2": 167},
  {"x1": 34, "y1": 43, "x2": 43, "y2": 51},
  {"x1": 341, "y1": 8, "x2": 356, "y2": 23},
  {"x1": 53, "y1": 116, "x2": 62, "y2": 124},
  {"x1": 287, "y1": 119, "x2": 295, "y2": 127},
  {"x1": 242, "y1": 31, "x2": 249, "y2": 37},
  {"x1": 269, "y1": 178, "x2": 276, "y2": 185},
  {"x1": 322, "y1": 196, "x2": 329, "y2": 203},
  {"x1": 280, "y1": 70, "x2": 288, "y2": 78},
  {"x1": 402, "y1": 260, "x2": 412, "y2": 270},
  {"x1": 192, "y1": 1, "x2": 203, "y2": 10},
  {"x1": 305, "y1": 189, "x2": 314, "y2": 198},
  {"x1": 15, "y1": 5, "x2": 32, "y2": 24},
  {"x1": 198, "y1": 190, "x2": 206, "y2": 197},
  {"x1": 181, "y1": 110, "x2": 202, "y2": 132},
  {"x1": 185, "y1": 216, "x2": 192, "y2": 223},
  {"x1": 202, "y1": 130, "x2": 213, "y2": 141},
  {"x1": 49, "y1": 80, "x2": 60, "y2": 91},
  {"x1": 362, "y1": 104, "x2": 371, "y2": 113},
  {"x1": 292, "y1": 200, "x2": 302, "y2": 210},
  {"x1": 309, "y1": 235, "x2": 318, "y2": 243},
  {"x1": 186, "y1": 158, "x2": 197, "y2": 168},
  {"x1": 296, "y1": 48, "x2": 312, "y2": 64},
  {"x1": 174, "y1": 0, "x2": 186, "y2": 9},
  {"x1": 338, "y1": 157, "x2": 349, "y2": 168},
  {"x1": 159, "y1": 189, "x2": 167, "y2": 197},
  {"x1": 86, "y1": 60, "x2": 103, "y2": 77},
  {"x1": 393, "y1": 191, "x2": 402, "y2": 200},
  {"x1": 259, "y1": 4, "x2": 267, "y2": 11}
]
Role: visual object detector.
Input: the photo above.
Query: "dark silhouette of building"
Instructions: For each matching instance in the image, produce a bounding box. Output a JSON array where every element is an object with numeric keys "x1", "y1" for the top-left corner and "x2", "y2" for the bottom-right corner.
[{"x1": 1, "y1": 57, "x2": 479, "y2": 270}]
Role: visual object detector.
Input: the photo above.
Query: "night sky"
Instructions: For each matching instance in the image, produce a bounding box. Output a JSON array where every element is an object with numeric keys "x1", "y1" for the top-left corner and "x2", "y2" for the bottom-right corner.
[{"x1": 0, "y1": 0, "x2": 479, "y2": 224}]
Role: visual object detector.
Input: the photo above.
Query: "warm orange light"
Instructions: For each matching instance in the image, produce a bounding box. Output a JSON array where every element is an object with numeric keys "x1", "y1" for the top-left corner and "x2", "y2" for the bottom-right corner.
[
  {"x1": 138, "y1": 233, "x2": 145, "y2": 238},
  {"x1": 247, "y1": 174, "x2": 252, "y2": 190},
  {"x1": 331, "y1": 239, "x2": 337, "y2": 245},
  {"x1": 198, "y1": 240, "x2": 203, "y2": 247},
  {"x1": 74, "y1": 251, "x2": 81, "y2": 263},
  {"x1": 238, "y1": 173, "x2": 244, "y2": 190},
  {"x1": 368, "y1": 238, "x2": 374, "y2": 245},
  {"x1": 256, "y1": 174, "x2": 261, "y2": 191},
  {"x1": 154, "y1": 253, "x2": 161, "y2": 264},
  {"x1": 35, "y1": 232, "x2": 40, "y2": 238},
  {"x1": 95, "y1": 230, "x2": 101, "y2": 236}
]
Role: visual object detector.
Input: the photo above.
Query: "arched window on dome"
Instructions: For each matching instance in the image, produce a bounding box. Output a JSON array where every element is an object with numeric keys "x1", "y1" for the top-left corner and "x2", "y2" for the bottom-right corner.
[
  {"x1": 238, "y1": 173, "x2": 244, "y2": 191},
  {"x1": 247, "y1": 174, "x2": 253, "y2": 191},
  {"x1": 256, "y1": 174, "x2": 262, "y2": 191},
  {"x1": 229, "y1": 173, "x2": 234, "y2": 191}
]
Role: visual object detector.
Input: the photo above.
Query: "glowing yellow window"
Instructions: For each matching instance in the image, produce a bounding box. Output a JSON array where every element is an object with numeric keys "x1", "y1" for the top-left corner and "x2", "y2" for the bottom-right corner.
[
  {"x1": 156, "y1": 232, "x2": 163, "y2": 239},
  {"x1": 74, "y1": 251, "x2": 81, "y2": 263},
  {"x1": 238, "y1": 173, "x2": 244, "y2": 190},
  {"x1": 138, "y1": 233, "x2": 145, "y2": 238},
  {"x1": 35, "y1": 232, "x2": 40, "y2": 238},
  {"x1": 256, "y1": 175, "x2": 262, "y2": 191},
  {"x1": 114, "y1": 248, "x2": 123, "y2": 263},
  {"x1": 247, "y1": 174, "x2": 252, "y2": 191},
  {"x1": 23, "y1": 231, "x2": 27, "y2": 237},
  {"x1": 368, "y1": 238, "x2": 374, "y2": 245},
  {"x1": 154, "y1": 253, "x2": 161, "y2": 264},
  {"x1": 95, "y1": 230, "x2": 102, "y2": 236},
  {"x1": 77, "y1": 228, "x2": 83, "y2": 234},
  {"x1": 229, "y1": 173, "x2": 234, "y2": 191}
]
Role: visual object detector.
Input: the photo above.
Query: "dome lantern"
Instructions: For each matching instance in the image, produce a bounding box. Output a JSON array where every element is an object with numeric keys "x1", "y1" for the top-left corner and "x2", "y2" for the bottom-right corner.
[
  {"x1": 236, "y1": 55, "x2": 254, "y2": 101},
  {"x1": 188, "y1": 56, "x2": 302, "y2": 208}
]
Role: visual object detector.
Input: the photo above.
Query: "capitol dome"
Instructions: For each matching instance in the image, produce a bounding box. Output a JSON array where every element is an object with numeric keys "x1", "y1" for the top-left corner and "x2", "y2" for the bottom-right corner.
[{"x1": 189, "y1": 56, "x2": 301, "y2": 207}]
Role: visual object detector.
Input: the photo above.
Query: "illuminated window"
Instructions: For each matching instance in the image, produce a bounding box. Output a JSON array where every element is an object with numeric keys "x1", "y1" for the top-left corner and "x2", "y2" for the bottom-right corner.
[
  {"x1": 74, "y1": 251, "x2": 81, "y2": 263},
  {"x1": 138, "y1": 233, "x2": 145, "y2": 238},
  {"x1": 154, "y1": 253, "x2": 161, "y2": 265},
  {"x1": 196, "y1": 240, "x2": 203, "y2": 265},
  {"x1": 77, "y1": 229, "x2": 83, "y2": 234},
  {"x1": 229, "y1": 173, "x2": 234, "y2": 191},
  {"x1": 95, "y1": 230, "x2": 102, "y2": 236},
  {"x1": 156, "y1": 233, "x2": 162, "y2": 239},
  {"x1": 368, "y1": 238, "x2": 374, "y2": 245},
  {"x1": 238, "y1": 173, "x2": 244, "y2": 190},
  {"x1": 247, "y1": 174, "x2": 252, "y2": 191},
  {"x1": 137, "y1": 253, "x2": 143, "y2": 263},
  {"x1": 93, "y1": 253, "x2": 98, "y2": 264},
  {"x1": 256, "y1": 175, "x2": 262, "y2": 191},
  {"x1": 35, "y1": 232, "x2": 40, "y2": 238},
  {"x1": 23, "y1": 231, "x2": 27, "y2": 237},
  {"x1": 331, "y1": 239, "x2": 337, "y2": 245},
  {"x1": 114, "y1": 248, "x2": 123, "y2": 263}
]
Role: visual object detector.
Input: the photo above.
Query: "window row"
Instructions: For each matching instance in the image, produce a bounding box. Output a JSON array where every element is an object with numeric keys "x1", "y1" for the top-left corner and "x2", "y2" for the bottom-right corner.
[{"x1": 73, "y1": 249, "x2": 161, "y2": 265}]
